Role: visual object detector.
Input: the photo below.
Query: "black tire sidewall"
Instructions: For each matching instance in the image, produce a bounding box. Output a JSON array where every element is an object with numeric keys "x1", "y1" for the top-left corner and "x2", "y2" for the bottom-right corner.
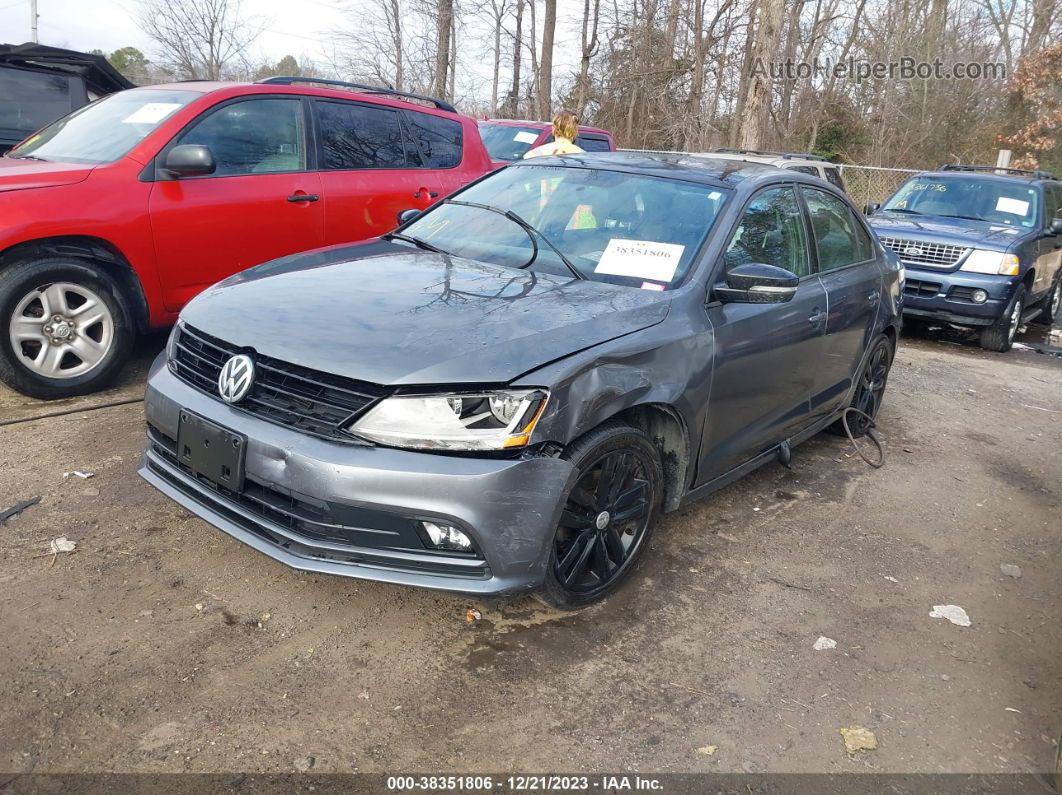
[
  {"x1": 0, "y1": 258, "x2": 134, "y2": 399},
  {"x1": 539, "y1": 422, "x2": 664, "y2": 610},
  {"x1": 979, "y1": 284, "x2": 1025, "y2": 353},
  {"x1": 828, "y1": 334, "x2": 893, "y2": 438}
]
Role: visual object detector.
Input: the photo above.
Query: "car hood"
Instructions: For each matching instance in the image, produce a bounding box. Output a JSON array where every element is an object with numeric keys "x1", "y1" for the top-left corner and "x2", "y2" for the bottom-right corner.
[
  {"x1": 180, "y1": 241, "x2": 672, "y2": 386},
  {"x1": 869, "y1": 213, "x2": 1029, "y2": 251},
  {"x1": 0, "y1": 156, "x2": 95, "y2": 192}
]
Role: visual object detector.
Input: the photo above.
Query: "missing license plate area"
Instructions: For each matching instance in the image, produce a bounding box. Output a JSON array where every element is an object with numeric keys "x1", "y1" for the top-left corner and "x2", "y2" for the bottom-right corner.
[{"x1": 177, "y1": 411, "x2": 246, "y2": 491}]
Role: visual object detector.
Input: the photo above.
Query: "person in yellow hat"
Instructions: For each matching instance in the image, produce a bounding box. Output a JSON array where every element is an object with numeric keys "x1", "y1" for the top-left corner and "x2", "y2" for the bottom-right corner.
[{"x1": 523, "y1": 111, "x2": 584, "y2": 159}]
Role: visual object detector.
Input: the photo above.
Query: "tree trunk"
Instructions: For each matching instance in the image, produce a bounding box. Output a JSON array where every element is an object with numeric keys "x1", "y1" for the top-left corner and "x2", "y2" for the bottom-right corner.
[
  {"x1": 575, "y1": 0, "x2": 600, "y2": 115},
  {"x1": 540, "y1": 0, "x2": 556, "y2": 119},
  {"x1": 506, "y1": 0, "x2": 524, "y2": 115},
  {"x1": 737, "y1": 0, "x2": 786, "y2": 150},
  {"x1": 727, "y1": 0, "x2": 759, "y2": 147},
  {"x1": 435, "y1": 0, "x2": 454, "y2": 98}
]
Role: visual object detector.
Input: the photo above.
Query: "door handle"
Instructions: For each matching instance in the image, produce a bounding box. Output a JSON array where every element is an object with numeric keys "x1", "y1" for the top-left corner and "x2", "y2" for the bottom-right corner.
[
  {"x1": 287, "y1": 193, "x2": 319, "y2": 203},
  {"x1": 413, "y1": 189, "x2": 440, "y2": 199},
  {"x1": 808, "y1": 309, "x2": 827, "y2": 324}
]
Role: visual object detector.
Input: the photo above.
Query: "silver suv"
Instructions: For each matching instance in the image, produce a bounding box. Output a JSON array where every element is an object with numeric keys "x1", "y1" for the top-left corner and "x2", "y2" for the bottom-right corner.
[{"x1": 707, "y1": 148, "x2": 847, "y2": 193}]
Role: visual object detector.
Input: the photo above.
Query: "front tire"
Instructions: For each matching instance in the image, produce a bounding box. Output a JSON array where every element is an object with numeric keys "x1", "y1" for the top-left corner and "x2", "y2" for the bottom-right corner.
[
  {"x1": 979, "y1": 284, "x2": 1025, "y2": 353},
  {"x1": 0, "y1": 258, "x2": 135, "y2": 399},
  {"x1": 538, "y1": 422, "x2": 664, "y2": 610}
]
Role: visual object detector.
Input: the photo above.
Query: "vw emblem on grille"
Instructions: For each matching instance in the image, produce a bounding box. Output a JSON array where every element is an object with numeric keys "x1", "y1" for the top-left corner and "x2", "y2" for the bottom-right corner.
[
  {"x1": 904, "y1": 245, "x2": 924, "y2": 257},
  {"x1": 218, "y1": 354, "x2": 255, "y2": 404}
]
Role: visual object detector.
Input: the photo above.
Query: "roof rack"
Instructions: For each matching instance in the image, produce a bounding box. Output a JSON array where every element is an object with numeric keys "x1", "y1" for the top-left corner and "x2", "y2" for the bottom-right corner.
[
  {"x1": 940, "y1": 164, "x2": 1057, "y2": 180},
  {"x1": 257, "y1": 76, "x2": 457, "y2": 114},
  {"x1": 715, "y1": 147, "x2": 827, "y2": 162}
]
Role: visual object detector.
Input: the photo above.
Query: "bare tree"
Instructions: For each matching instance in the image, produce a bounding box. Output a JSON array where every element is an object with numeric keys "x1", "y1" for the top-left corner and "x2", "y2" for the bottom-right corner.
[
  {"x1": 539, "y1": 0, "x2": 558, "y2": 118},
  {"x1": 435, "y1": 0, "x2": 455, "y2": 97},
  {"x1": 137, "y1": 0, "x2": 264, "y2": 80},
  {"x1": 575, "y1": 0, "x2": 601, "y2": 115}
]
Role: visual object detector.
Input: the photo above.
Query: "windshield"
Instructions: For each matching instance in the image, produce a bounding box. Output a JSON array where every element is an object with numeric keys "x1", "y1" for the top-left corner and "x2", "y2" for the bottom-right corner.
[
  {"x1": 7, "y1": 89, "x2": 200, "y2": 165},
  {"x1": 478, "y1": 122, "x2": 542, "y2": 161},
  {"x1": 882, "y1": 176, "x2": 1040, "y2": 228},
  {"x1": 399, "y1": 165, "x2": 729, "y2": 289}
]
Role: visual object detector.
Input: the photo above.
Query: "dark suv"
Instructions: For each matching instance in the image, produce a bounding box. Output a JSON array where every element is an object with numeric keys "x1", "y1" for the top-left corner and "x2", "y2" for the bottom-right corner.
[
  {"x1": 140, "y1": 153, "x2": 901, "y2": 608},
  {"x1": 868, "y1": 165, "x2": 1062, "y2": 351}
]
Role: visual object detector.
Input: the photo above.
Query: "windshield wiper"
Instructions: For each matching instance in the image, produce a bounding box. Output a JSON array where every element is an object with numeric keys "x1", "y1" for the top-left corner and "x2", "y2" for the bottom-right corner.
[
  {"x1": 884, "y1": 207, "x2": 922, "y2": 214},
  {"x1": 444, "y1": 199, "x2": 587, "y2": 280},
  {"x1": 937, "y1": 214, "x2": 986, "y2": 222},
  {"x1": 382, "y1": 231, "x2": 448, "y2": 255},
  {"x1": 6, "y1": 154, "x2": 48, "y2": 161}
]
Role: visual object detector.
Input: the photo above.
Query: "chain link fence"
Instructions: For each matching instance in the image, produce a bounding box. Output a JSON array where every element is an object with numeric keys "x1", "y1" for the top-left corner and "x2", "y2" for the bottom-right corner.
[{"x1": 838, "y1": 164, "x2": 921, "y2": 210}]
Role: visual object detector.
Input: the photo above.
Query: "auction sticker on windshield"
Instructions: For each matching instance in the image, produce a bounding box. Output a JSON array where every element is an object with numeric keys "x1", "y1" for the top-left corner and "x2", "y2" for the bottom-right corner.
[
  {"x1": 122, "y1": 103, "x2": 184, "y2": 125},
  {"x1": 594, "y1": 239, "x2": 684, "y2": 283},
  {"x1": 995, "y1": 196, "x2": 1029, "y2": 216},
  {"x1": 514, "y1": 131, "x2": 539, "y2": 144}
]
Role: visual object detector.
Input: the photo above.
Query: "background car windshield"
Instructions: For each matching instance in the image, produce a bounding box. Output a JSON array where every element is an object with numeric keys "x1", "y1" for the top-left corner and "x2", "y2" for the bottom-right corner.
[
  {"x1": 402, "y1": 165, "x2": 728, "y2": 289},
  {"x1": 883, "y1": 176, "x2": 1040, "y2": 228},
  {"x1": 478, "y1": 122, "x2": 541, "y2": 161},
  {"x1": 8, "y1": 89, "x2": 199, "y2": 164}
]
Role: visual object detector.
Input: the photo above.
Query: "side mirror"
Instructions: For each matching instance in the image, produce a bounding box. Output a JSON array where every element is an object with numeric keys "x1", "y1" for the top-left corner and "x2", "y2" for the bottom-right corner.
[
  {"x1": 163, "y1": 144, "x2": 215, "y2": 177},
  {"x1": 715, "y1": 263, "x2": 799, "y2": 304},
  {"x1": 1049, "y1": 217, "x2": 1062, "y2": 235},
  {"x1": 397, "y1": 208, "x2": 422, "y2": 226},
  {"x1": 863, "y1": 203, "x2": 881, "y2": 216}
]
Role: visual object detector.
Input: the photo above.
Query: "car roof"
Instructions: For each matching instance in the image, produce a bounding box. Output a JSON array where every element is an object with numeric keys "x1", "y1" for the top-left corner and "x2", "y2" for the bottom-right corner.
[
  {"x1": 705, "y1": 151, "x2": 827, "y2": 167},
  {"x1": 479, "y1": 118, "x2": 611, "y2": 135},
  {"x1": 511, "y1": 151, "x2": 800, "y2": 189},
  {"x1": 135, "y1": 81, "x2": 466, "y2": 117},
  {"x1": 914, "y1": 170, "x2": 1049, "y2": 188}
]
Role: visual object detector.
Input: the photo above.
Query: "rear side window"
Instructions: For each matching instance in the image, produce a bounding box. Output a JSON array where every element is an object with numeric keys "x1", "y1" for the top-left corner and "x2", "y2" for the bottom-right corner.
[
  {"x1": 1044, "y1": 184, "x2": 1062, "y2": 225},
  {"x1": 0, "y1": 67, "x2": 85, "y2": 139},
  {"x1": 405, "y1": 111, "x2": 463, "y2": 168},
  {"x1": 824, "y1": 167, "x2": 846, "y2": 191},
  {"x1": 177, "y1": 98, "x2": 305, "y2": 176},
  {"x1": 575, "y1": 135, "x2": 611, "y2": 152},
  {"x1": 724, "y1": 186, "x2": 811, "y2": 277},
  {"x1": 316, "y1": 100, "x2": 413, "y2": 169},
  {"x1": 790, "y1": 165, "x2": 818, "y2": 176},
  {"x1": 802, "y1": 187, "x2": 874, "y2": 270}
]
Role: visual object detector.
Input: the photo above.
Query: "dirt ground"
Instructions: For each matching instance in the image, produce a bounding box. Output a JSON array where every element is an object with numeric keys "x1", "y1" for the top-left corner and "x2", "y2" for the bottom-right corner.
[{"x1": 0, "y1": 324, "x2": 1059, "y2": 776}]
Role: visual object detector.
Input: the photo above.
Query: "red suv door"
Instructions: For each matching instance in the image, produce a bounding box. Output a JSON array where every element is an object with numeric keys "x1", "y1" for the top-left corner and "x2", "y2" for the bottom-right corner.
[
  {"x1": 148, "y1": 96, "x2": 324, "y2": 310},
  {"x1": 313, "y1": 99, "x2": 466, "y2": 244}
]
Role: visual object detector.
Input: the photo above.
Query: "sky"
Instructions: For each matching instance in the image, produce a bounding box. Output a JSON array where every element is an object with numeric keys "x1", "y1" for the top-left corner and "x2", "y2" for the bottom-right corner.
[{"x1": 0, "y1": 0, "x2": 586, "y2": 109}]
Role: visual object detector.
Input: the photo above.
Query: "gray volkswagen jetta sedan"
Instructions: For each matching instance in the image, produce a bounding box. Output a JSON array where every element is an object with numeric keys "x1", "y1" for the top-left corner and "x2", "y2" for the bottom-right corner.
[{"x1": 140, "y1": 153, "x2": 902, "y2": 608}]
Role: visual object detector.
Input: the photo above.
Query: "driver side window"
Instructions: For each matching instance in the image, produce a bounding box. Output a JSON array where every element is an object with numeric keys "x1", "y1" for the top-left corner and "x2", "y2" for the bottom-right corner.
[
  {"x1": 724, "y1": 186, "x2": 810, "y2": 276},
  {"x1": 176, "y1": 98, "x2": 306, "y2": 177}
]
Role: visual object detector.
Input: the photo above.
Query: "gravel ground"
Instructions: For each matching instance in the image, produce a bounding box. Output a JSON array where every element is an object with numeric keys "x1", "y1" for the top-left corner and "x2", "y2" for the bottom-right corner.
[{"x1": 0, "y1": 326, "x2": 1059, "y2": 776}]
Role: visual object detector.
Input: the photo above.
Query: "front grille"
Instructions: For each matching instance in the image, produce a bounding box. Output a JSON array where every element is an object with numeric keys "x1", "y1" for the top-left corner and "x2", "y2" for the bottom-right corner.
[
  {"x1": 879, "y1": 236, "x2": 968, "y2": 269},
  {"x1": 904, "y1": 278, "x2": 941, "y2": 298},
  {"x1": 171, "y1": 324, "x2": 390, "y2": 441},
  {"x1": 147, "y1": 425, "x2": 488, "y2": 577}
]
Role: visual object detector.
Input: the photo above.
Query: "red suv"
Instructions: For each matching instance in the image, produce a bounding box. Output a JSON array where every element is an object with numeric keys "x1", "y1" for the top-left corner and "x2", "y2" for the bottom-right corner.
[
  {"x1": 0, "y1": 77, "x2": 492, "y2": 398},
  {"x1": 477, "y1": 119, "x2": 615, "y2": 167}
]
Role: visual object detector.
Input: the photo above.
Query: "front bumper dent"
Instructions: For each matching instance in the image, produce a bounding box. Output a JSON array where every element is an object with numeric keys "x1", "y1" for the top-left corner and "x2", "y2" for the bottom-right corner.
[
  {"x1": 902, "y1": 268, "x2": 1017, "y2": 326},
  {"x1": 139, "y1": 357, "x2": 573, "y2": 595}
]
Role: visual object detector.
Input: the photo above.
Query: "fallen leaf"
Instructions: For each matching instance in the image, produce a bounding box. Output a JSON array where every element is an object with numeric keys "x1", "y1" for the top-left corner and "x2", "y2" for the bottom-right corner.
[
  {"x1": 465, "y1": 608, "x2": 482, "y2": 623},
  {"x1": 840, "y1": 725, "x2": 877, "y2": 755},
  {"x1": 696, "y1": 745, "x2": 717, "y2": 756}
]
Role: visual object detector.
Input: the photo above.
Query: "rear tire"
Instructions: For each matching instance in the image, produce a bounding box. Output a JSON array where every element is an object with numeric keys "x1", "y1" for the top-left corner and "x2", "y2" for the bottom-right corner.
[
  {"x1": 1032, "y1": 277, "x2": 1060, "y2": 326},
  {"x1": 979, "y1": 284, "x2": 1025, "y2": 353},
  {"x1": 537, "y1": 421, "x2": 664, "y2": 610},
  {"x1": 828, "y1": 334, "x2": 894, "y2": 439},
  {"x1": 0, "y1": 258, "x2": 135, "y2": 399}
]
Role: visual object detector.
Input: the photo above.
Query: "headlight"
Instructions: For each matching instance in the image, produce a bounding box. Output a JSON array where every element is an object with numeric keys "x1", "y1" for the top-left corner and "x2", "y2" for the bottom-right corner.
[
  {"x1": 349, "y1": 389, "x2": 549, "y2": 451},
  {"x1": 166, "y1": 320, "x2": 184, "y2": 365},
  {"x1": 961, "y1": 250, "x2": 1021, "y2": 276}
]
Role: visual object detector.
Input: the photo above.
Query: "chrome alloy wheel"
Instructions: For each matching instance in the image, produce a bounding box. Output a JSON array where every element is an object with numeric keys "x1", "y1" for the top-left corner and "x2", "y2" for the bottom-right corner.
[
  {"x1": 1007, "y1": 294, "x2": 1022, "y2": 343},
  {"x1": 8, "y1": 282, "x2": 115, "y2": 379}
]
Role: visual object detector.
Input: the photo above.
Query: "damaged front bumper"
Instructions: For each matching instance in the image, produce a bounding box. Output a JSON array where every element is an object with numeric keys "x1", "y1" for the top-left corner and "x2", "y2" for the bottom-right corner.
[{"x1": 138, "y1": 356, "x2": 574, "y2": 595}]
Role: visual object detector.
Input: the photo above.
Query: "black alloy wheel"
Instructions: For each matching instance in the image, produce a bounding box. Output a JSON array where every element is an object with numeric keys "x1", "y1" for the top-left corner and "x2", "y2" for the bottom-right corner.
[
  {"x1": 539, "y1": 422, "x2": 663, "y2": 609},
  {"x1": 829, "y1": 335, "x2": 893, "y2": 439}
]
